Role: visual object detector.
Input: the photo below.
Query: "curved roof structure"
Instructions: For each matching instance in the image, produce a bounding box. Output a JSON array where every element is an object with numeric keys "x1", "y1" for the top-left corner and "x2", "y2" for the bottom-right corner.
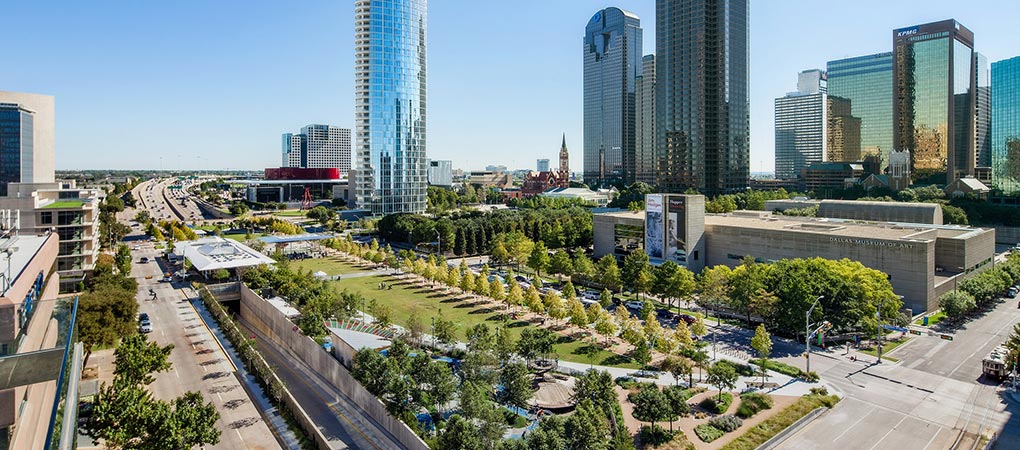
[{"x1": 818, "y1": 200, "x2": 943, "y2": 225}]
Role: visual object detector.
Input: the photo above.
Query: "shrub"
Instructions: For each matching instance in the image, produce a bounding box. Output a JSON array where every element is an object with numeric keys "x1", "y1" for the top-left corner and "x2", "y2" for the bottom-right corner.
[
  {"x1": 716, "y1": 359, "x2": 755, "y2": 377},
  {"x1": 720, "y1": 392, "x2": 841, "y2": 450},
  {"x1": 700, "y1": 392, "x2": 733, "y2": 414},
  {"x1": 695, "y1": 424, "x2": 725, "y2": 443},
  {"x1": 709, "y1": 414, "x2": 743, "y2": 432},
  {"x1": 804, "y1": 371, "x2": 820, "y2": 383},
  {"x1": 748, "y1": 358, "x2": 804, "y2": 378},
  {"x1": 639, "y1": 424, "x2": 676, "y2": 446},
  {"x1": 736, "y1": 392, "x2": 774, "y2": 419}
]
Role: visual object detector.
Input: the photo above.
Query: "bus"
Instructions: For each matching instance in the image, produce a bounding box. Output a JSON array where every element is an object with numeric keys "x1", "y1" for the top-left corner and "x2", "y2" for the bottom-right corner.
[{"x1": 982, "y1": 345, "x2": 1010, "y2": 380}]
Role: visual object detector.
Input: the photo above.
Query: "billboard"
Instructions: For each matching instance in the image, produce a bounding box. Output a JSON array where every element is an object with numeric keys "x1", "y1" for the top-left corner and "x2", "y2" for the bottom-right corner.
[
  {"x1": 644, "y1": 194, "x2": 663, "y2": 260},
  {"x1": 666, "y1": 196, "x2": 687, "y2": 263}
]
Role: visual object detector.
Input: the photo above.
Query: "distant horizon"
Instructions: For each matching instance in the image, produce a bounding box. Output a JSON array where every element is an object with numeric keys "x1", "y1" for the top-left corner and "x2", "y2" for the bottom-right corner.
[{"x1": 5, "y1": 1, "x2": 1018, "y2": 174}]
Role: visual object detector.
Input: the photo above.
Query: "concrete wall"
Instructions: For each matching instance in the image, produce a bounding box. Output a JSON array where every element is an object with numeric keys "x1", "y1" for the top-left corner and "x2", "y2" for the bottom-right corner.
[
  {"x1": 238, "y1": 284, "x2": 428, "y2": 450},
  {"x1": 992, "y1": 226, "x2": 1020, "y2": 245},
  {"x1": 934, "y1": 229, "x2": 995, "y2": 272},
  {"x1": 818, "y1": 200, "x2": 942, "y2": 225},
  {"x1": 704, "y1": 224, "x2": 936, "y2": 313}
]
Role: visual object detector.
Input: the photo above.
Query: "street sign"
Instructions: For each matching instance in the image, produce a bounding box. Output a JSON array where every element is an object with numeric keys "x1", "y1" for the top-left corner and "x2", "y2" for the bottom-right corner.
[
  {"x1": 909, "y1": 329, "x2": 922, "y2": 335},
  {"x1": 940, "y1": 334, "x2": 954, "y2": 341},
  {"x1": 883, "y1": 325, "x2": 909, "y2": 333}
]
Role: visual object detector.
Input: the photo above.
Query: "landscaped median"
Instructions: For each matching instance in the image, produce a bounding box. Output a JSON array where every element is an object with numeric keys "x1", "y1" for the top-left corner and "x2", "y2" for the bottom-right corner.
[{"x1": 720, "y1": 388, "x2": 840, "y2": 450}]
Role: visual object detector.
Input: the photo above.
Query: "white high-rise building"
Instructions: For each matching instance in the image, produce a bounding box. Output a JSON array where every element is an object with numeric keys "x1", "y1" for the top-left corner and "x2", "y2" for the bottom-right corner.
[
  {"x1": 774, "y1": 70, "x2": 828, "y2": 180},
  {"x1": 281, "y1": 125, "x2": 351, "y2": 174}
]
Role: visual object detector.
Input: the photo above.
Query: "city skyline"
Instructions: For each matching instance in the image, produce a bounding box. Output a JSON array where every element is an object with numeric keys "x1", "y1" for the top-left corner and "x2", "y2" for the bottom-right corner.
[{"x1": 4, "y1": 1, "x2": 1020, "y2": 174}]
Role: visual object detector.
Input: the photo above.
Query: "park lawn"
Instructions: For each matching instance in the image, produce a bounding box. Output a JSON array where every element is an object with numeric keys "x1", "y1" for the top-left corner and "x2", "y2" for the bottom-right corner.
[
  {"x1": 290, "y1": 257, "x2": 369, "y2": 276},
  {"x1": 914, "y1": 311, "x2": 946, "y2": 326},
  {"x1": 332, "y1": 274, "x2": 638, "y2": 369},
  {"x1": 224, "y1": 233, "x2": 266, "y2": 242},
  {"x1": 273, "y1": 210, "x2": 307, "y2": 217}
]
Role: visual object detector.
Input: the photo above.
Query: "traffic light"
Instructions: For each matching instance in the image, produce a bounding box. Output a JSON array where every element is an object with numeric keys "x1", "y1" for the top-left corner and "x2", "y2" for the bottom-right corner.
[
  {"x1": 909, "y1": 330, "x2": 922, "y2": 336},
  {"x1": 940, "y1": 334, "x2": 954, "y2": 341}
]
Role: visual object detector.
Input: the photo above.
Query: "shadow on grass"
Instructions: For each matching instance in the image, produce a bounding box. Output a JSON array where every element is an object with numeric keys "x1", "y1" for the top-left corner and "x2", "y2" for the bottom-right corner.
[
  {"x1": 468, "y1": 308, "x2": 497, "y2": 315},
  {"x1": 601, "y1": 354, "x2": 634, "y2": 366},
  {"x1": 439, "y1": 298, "x2": 462, "y2": 304}
]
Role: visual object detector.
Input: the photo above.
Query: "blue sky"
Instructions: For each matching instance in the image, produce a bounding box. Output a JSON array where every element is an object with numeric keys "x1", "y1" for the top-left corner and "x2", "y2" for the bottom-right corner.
[{"x1": 4, "y1": 1, "x2": 1019, "y2": 173}]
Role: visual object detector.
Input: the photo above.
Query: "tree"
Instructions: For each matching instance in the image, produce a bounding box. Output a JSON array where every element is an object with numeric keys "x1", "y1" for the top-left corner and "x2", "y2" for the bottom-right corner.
[
  {"x1": 572, "y1": 253, "x2": 596, "y2": 283},
  {"x1": 405, "y1": 313, "x2": 425, "y2": 347},
  {"x1": 938, "y1": 290, "x2": 977, "y2": 319},
  {"x1": 691, "y1": 314, "x2": 708, "y2": 341},
  {"x1": 698, "y1": 265, "x2": 733, "y2": 325},
  {"x1": 489, "y1": 278, "x2": 506, "y2": 304},
  {"x1": 751, "y1": 324, "x2": 773, "y2": 386},
  {"x1": 432, "y1": 310, "x2": 458, "y2": 347},
  {"x1": 565, "y1": 399, "x2": 611, "y2": 450},
  {"x1": 460, "y1": 271, "x2": 476, "y2": 296},
  {"x1": 591, "y1": 305, "x2": 617, "y2": 345},
  {"x1": 114, "y1": 244, "x2": 132, "y2": 275},
  {"x1": 1005, "y1": 323, "x2": 1020, "y2": 373},
  {"x1": 707, "y1": 361, "x2": 739, "y2": 400},
  {"x1": 544, "y1": 291, "x2": 566, "y2": 324},
  {"x1": 664, "y1": 385, "x2": 691, "y2": 431},
  {"x1": 499, "y1": 362, "x2": 535, "y2": 409},
  {"x1": 113, "y1": 334, "x2": 173, "y2": 386},
  {"x1": 633, "y1": 340, "x2": 651, "y2": 369},
  {"x1": 438, "y1": 415, "x2": 483, "y2": 450},
  {"x1": 567, "y1": 298, "x2": 589, "y2": 328},
  {"x1": 692, "y1": 350, "x2": 710, "y2": 383},
  {"x1": 631, "y1": 385, "x2": 669, "y2": 429},
  {"x1": 474, "y1": 274, "x2": 490, "y2": 299},
  {"x1": 352, "y1": 348, "x2": 389, "y2": 395},
  {"x1": 643, "y1": 311, "x2": 665, "y2": 349},
  {"x1": 597, "y1": 255, "x2": 622, "y2": 292},
  {"x1": 78, "y1": 282, "x2": 139, "y2": 367},
  {"x1": 674, "y1": 320, "x2": 694, "y2": 350},
  {"x1": 599, "y1": 288, "x2": 614, "y2": 309},
  {"x1": 494, "y1": 326, "x2": 516, "y2": 365},
  {"x1": 517, "y1": 327, "x2": 555, "y2": 361},
  {"x1": 550, "y1": 251, "x2": 573, "y2": 279},
  {"x1": 491, "y1": 240, "x2": 510, "y2": 268},
  {"x1": 622, "y1": 252, "x2": 650, "y2": 293},
  {"x1": 526, "y1": 285, "x2": 545, "y2": 315},
  {"x1": 528, "y1": 241, "x2": 551, "y2": 277},
  {"x1": 661, "y1": 356, "x2": 693, "y2": 387},
  {"x1": 652, "y1": 261, "x2": 696, "y2": 312}
]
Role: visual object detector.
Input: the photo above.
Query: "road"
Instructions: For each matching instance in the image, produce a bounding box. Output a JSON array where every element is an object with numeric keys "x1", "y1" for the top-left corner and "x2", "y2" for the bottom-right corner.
[
  {"x1": 779, "y1": 293, "x2": 1020, "y2": 450},
  {"x1": 130, "y1": 237, "x2": 281, "y2": 450},
  {"x1": 242, "y1": 323, "x2": 411, "y2": 450},
  {"x1": 133, "y1": 178, "x2": 217, "y2": 223}
]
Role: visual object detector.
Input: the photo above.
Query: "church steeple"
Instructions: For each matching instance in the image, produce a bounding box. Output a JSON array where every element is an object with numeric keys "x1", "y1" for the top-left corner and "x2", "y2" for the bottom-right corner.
[{"x1": 558, "y1": 133, "x2": 570, "y2": 176}]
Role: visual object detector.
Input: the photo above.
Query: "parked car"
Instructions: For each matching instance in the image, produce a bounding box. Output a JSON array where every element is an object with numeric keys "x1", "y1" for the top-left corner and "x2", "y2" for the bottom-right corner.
[
  {"x1": 624, "y1": 301, "x2": 644, "y2": 310},
  {"x1": 139, "y1": 318, "x2": 153, "y2": 333},
  {"x1": 1008, "y1": 286, "x2": 1019, "y2": 298},
  {"x1": 678, "y1": 314, "x2": 697, "y2": 325},
  {"x1": 139, "y1": 312, "x2": 149, "y2": 322}
]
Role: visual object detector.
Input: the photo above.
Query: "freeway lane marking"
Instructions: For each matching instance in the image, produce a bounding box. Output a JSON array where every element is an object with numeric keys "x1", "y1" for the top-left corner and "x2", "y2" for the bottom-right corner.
[{"x1": 867, "y1": 415, "x2": 908, "y2": 450}]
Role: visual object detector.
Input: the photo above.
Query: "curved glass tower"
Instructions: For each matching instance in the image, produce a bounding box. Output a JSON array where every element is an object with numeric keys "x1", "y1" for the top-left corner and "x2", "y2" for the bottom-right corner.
[{"x1": 354, "y1": 0, "x2": 427, "y2": 214}]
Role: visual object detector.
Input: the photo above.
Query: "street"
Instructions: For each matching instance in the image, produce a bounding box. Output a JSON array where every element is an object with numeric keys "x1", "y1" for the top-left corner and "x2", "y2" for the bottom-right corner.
[
  {"x1": 779, "y1": 294, "x2": 1020, "y2": 450},
  {"x1": 130, "y1": 237, "x2": 281, "y2": 450}
]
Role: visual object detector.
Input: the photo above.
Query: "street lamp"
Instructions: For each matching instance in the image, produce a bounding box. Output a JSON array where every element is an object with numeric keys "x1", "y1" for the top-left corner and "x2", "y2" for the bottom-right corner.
[
  {"x1": 806, "y1": 295, "x2": 823, "y2": 374},
  {"x1": 435, "y1": 230, "x2": 441, "y2": 256}
]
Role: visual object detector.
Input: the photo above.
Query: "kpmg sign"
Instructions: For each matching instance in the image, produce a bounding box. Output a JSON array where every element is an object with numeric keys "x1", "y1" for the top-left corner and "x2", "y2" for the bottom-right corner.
[{"x1": 896, "y1": 27, "x2": 919, "y2": 37}]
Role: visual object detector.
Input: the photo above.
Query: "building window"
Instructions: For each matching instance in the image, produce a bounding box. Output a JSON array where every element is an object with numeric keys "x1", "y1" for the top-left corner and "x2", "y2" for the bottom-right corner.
[{"x1": 40, "y1": 212, "x2": 52, "y2": 225}]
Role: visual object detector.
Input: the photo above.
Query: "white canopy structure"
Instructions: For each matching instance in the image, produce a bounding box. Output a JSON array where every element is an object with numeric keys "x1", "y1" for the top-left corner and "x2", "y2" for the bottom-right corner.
[{"x1": 173, "y1": 237, "x2": 275, "y2": 272}]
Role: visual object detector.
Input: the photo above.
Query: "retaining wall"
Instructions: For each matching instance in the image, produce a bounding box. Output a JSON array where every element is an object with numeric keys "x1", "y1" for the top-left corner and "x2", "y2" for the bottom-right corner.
[{"x1": 238, "y1": 283, "x2": 428, "y2": 450}]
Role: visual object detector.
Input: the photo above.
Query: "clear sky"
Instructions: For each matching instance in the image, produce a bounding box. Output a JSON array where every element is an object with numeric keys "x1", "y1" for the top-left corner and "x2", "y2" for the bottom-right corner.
[{"x1": 4, "y1": 1, "x2": 1019, "y2": 173}]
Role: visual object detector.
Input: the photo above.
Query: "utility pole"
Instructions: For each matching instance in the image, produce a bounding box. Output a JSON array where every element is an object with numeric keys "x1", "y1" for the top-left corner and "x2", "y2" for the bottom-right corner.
[
  {"x1": 806, "y1": 296, "x2": 823, "y2": 374},
  {"x1": 876, "y1": 297, "x2": 884, "y2": 364}
]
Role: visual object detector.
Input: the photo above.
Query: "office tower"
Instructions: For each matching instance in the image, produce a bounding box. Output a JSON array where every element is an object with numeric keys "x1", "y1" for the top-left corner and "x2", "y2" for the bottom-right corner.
[
  {"x1": 282, "y1": 125, "x2": 352, "y2": 173},
  {"x1": 656, "y1": 0, "x2": 749, "y2": 194},
  {"x1": 354, "y1": 0, "x2": 427, "y2": 214},
  {"x1": 635, "y1": 54, "x2": 656, "y2": 185},
  {"x1": 975, "y1": 52, "x2": 991, "y2": 168},
  {"x1": 583, "y1": 7, "x2": 642, "y2": 186},
  {"x1": 774, "y1": 70, "x2": 827, "y2": 180},
  {"x1": 992, "y1": 57, "x2": 1020, "y2": 194},
  {"x1": 537, "y1": 159, "x2": 550, "y2": 172},
  {"x1": 826, "y1": 97, "x2": 862, "y2": 162},
  {"x1": 893, "y1": 20, "x2": 975, "y2": 183},
  {"x1": 0, "y1": 92, "x2": 55, "y2": 194},
  {"x1": 827, "y1": 53, "x2": 893, "y2": 168}
]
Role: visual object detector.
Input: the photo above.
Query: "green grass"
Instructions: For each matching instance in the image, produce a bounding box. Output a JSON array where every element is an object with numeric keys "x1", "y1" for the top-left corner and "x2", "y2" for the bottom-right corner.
[
  {"x1": 290, "y1": 257, "x2": 370, "y2": 276},
  {"x1": 273, "y1": 210, "x2": 307, "y2": 217},
  {"x1": 224, "y1": 233, "x2": 266, "y2": 242},
  {"x1": 914, "y1": 311, "x2": 946, "y2": 326},
  {"x1": 41, "y1": 200, "x2": 86, "y2": 209},
  {"x1": 332, "y1": 274, "x2": 638, "y2": 369},
  {"x1": 721, "y1": 393, "x2": 839, "y2": 450},
  {"x1": 859, "y1": 338, "x2": 907, "y2": 362}
]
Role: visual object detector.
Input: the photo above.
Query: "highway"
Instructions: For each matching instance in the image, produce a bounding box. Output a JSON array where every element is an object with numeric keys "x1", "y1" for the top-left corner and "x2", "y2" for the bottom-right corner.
[{"x1": 128, "y1": 235, "x2": 281, "y2": 450}]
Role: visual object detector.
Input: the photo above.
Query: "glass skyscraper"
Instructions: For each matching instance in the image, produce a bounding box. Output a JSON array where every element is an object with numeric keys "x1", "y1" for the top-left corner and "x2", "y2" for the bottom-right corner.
[
  {"x1": 827, "y1": 53, "x2": 892, "y2": 167},
  {"x1": 656, "y1": 0, "x2": 749, "y2": 194},
  {"x1": 893, "y1": 19, "x2": 975, "y2": 183},
  {"x1": 635, "y1": 54, "x2": 656, "y2": 186},
  {"x1": 975, "y1": 52, "x2": 991, "y2": 168},
  {"x1": 991, "y1": 57, "x2": 1020, "y2": 195},
  {"x1": 583, "y1": 7, "x2": 642, "y2": 186},
  {"x1": 0, "y1": 103, "x2": 33, "y2": 197},
  {"x1": 354, "y1": 0, "x2": 427, "y2": 214},
  {"x1": 774, "y1": 70, "x2": 826, "y2": 180}
]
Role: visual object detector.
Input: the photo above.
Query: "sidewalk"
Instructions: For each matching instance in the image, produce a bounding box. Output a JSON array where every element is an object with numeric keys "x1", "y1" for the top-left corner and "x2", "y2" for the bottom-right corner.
[{"x1": 190, "y1": 295, "x2": 303, "y2": 449}]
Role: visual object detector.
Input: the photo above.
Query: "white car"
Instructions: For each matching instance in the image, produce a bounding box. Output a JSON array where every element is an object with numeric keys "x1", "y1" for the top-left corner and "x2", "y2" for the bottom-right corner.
[
  {"x1": 624, "y1": 301, "x2": 644, "y2": 310},
  {"x1": 139, "y1": 320, "x2": 153, "y2": 333}
]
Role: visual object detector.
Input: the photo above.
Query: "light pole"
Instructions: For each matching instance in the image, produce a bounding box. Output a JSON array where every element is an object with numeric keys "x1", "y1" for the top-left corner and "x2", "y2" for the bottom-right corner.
[
  {"x1": 806, "y1": 295, "x2": 823, "y2": 374},
  {"x1": 876, "y1": 297, "x2": 885, "y2": 364},
  {"x1": 435, "y1": 230, "x2": 441, "y2": 256}
]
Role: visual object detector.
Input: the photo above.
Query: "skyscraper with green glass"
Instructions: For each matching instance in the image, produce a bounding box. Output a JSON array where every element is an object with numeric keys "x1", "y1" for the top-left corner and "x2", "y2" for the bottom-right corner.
[
  {"x1": 992, "y1": 56, "x2": 1020, "y2": 195},
  {"x1": 826, "y1": 53, "x2": 892, "y2": 168},
  {"x1": 893, "y1": 19, "x2": 975, "y2": 184}
]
